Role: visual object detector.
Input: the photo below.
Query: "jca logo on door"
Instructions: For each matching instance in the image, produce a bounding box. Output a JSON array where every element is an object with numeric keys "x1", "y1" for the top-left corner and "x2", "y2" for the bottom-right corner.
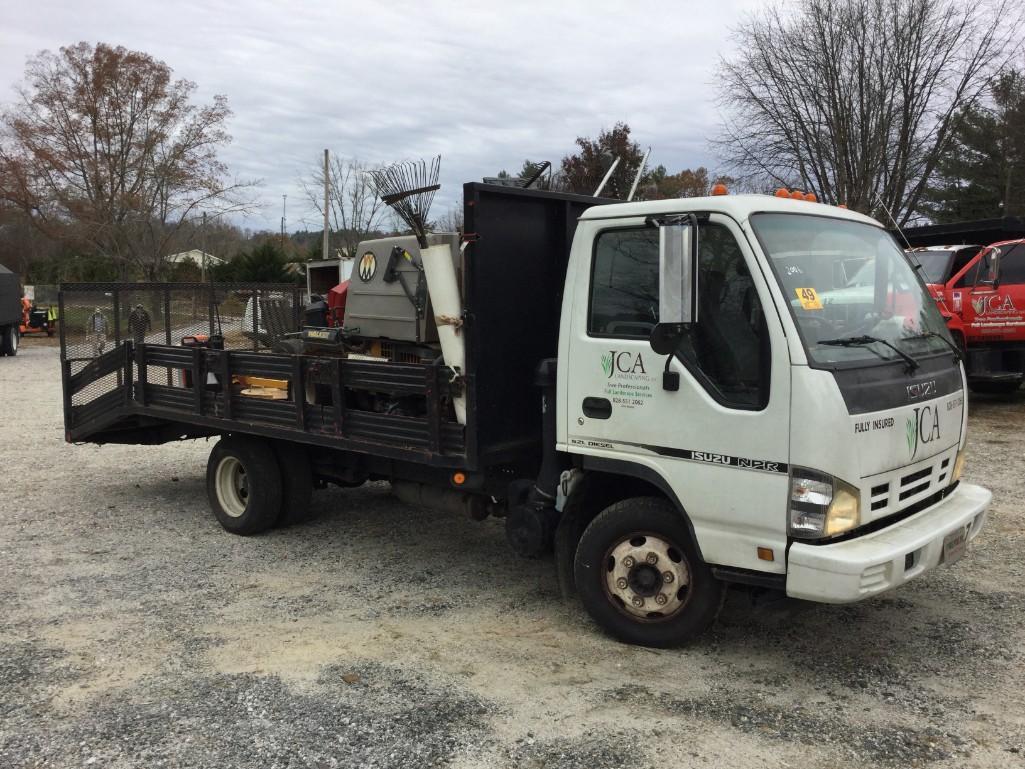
[{"x1": 601, "y1": 351, "x2": 647, "y2": 379}]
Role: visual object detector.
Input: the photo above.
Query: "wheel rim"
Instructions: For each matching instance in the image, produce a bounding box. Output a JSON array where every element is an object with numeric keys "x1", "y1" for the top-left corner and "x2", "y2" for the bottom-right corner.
[
  {"x1": 214, "y1": 456, "x2": 249, "y2": 518},
  {"x1": 603, "y1": 532, "x2": 690, "y2": 621}
]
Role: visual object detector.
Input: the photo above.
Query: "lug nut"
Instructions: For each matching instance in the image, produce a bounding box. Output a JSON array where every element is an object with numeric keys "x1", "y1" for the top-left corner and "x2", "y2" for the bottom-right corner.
[
  {"x1": 663, "y1": 571, "x2": 675, "y2": 584},
  {"x1": 655, "y1": 593, "x2": 668, "y2": 606},
  {"x1": 631, "y1": 596, "x2": 644, "y2": 607},
  {"x1": 622, "y1": 556, "x2": 635, "y2": 568},
  {"x1": 615, "y1": 577, "x2": 628, "y2": 590},
  {"x1": 646, "y1": 552, "x2": 659, "y2": 565}
]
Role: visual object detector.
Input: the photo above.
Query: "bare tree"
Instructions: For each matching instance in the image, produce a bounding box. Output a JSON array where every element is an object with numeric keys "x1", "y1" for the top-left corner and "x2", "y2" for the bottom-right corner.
[
  {"x1": 0, "y1": 42, "x2": 255, "y2": 278},
  {"x1": 715, "y1": 0, "x2": 1023, "y2": 225},
  {"x1": 436, "y1": 205, "x2": 464, "y2": 235},
  {"x1": 300, "y1": 154, "x2": 387, "y2": 259}
]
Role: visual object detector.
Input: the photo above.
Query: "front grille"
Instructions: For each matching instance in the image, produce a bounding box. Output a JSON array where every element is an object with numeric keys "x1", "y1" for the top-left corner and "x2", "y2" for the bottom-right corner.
[{"x1": 863, "y1": 449, "x2": 957, "y2": 523}]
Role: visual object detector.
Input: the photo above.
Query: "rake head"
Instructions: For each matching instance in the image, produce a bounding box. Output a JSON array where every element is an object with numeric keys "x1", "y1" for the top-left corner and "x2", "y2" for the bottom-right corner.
[{"x1": 371, "y1": 156, "x2": 441, "y2": 249}]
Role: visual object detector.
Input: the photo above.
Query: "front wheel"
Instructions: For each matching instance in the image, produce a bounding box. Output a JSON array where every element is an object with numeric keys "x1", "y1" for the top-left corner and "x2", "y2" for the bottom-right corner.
[
  {"x1": 206, "y1": 436, "x2": 282, "y2": 535},
  {"x1": 574, "y1": 497, "x2": 723, "y2": 647}
]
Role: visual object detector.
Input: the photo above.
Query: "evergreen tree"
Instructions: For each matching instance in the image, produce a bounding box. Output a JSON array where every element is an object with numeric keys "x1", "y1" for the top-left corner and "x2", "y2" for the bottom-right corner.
[{"x1": 922, "y1": 68, "x2": 1025, "y2": 222}]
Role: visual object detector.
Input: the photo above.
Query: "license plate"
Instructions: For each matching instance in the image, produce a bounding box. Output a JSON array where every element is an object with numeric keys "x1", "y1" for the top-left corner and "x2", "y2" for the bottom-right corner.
[{"x1": 942, "y1": 527, "x2": 968, "y2": 565}]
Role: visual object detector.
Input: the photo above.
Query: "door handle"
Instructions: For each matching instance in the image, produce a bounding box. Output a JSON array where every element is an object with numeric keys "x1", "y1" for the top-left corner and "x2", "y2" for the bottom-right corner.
[{"x1": 582, "y1": 396, "x2": 612, "y2": 419}]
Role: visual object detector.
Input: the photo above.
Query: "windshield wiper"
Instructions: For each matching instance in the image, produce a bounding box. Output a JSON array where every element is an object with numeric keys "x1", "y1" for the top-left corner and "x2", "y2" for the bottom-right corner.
[
  {"x1": 903, "y1": 330, "x2": 963, "y2": 361},
  {"x1": 819, "y1": 335, "x2": 920, "y2": 372}
]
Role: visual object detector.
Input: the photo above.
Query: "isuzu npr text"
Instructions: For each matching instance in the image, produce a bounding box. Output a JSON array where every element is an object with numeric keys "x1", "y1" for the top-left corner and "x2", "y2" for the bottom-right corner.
[{"x1": 60, "y1": 179, "x2": 991, "y2": 646}]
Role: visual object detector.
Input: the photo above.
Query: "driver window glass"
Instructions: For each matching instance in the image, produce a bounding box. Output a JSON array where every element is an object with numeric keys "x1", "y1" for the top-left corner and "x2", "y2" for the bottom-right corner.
[
  {"x1": 588, "y1": 228, "x2": 659, "y2": 337},
  {"x1": 998, "y1": 244, "x2": 1025, "y2": 282}
]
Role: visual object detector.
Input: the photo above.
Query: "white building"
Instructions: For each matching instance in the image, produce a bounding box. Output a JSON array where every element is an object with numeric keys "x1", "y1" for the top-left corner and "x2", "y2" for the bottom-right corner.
[{"x1": 164, "y1": 249, "x2": 225, "y2": 267}]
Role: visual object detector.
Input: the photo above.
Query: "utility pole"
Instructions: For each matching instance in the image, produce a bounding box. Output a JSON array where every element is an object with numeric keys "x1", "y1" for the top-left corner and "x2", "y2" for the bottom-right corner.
[
  {"x1": 200, "y1": 211, "x2": 208, "y2": 282},
  {"x1": 323, "y1": 149, "x2": 330, "y2": 262},
  {"x1": 281, "y1": 194, "x2": 287, "y2": 247}
]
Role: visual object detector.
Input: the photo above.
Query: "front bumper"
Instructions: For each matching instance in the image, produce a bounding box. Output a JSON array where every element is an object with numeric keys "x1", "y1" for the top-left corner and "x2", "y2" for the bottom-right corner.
[{"x1": 786, "y1": 482, "x2": 990, "y2": 603}]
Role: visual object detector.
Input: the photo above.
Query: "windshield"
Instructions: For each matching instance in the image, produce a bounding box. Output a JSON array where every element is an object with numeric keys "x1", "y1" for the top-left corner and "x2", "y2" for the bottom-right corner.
[
  {"x1": 751, "y1": 213, "x2": 954, "y2": 367},
  {"x1": 907, "y1": 250, "x2": 955, "y2": 284}
]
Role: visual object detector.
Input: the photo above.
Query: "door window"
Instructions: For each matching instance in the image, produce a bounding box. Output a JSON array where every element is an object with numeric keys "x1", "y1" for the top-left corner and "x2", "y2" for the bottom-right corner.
[
  {"x1": 997, "y1": 243, "x2": 1025, "y2": 283},
  {"x1": 587, "y1": 222, "x2": 770, "y2": 409},
  {"x1": 588, "y1": 228, "x2": 660, "y2": 338}
]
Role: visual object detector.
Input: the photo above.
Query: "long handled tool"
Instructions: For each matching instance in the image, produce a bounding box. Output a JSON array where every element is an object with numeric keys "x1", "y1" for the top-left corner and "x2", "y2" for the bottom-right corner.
[{"x1": 371, "y1": 157, "x2": 467, "y2": 424}]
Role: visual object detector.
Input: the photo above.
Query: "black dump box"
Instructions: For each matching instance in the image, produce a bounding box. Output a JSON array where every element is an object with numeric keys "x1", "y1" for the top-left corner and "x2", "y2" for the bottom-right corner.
[{"x1": 59, "y1": 184, "x2": 609, "y2": 483}]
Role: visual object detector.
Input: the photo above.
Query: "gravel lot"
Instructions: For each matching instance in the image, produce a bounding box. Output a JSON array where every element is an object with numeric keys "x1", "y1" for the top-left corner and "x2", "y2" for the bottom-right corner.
[{"x1": 2, "y1": 339, "x2": 1025, "y2": 769}]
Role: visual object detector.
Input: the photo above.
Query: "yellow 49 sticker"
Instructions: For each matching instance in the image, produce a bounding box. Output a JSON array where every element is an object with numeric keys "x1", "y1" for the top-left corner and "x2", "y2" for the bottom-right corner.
[{"x1": 795, "y1": 287, "x2": 823, "y2": 310}]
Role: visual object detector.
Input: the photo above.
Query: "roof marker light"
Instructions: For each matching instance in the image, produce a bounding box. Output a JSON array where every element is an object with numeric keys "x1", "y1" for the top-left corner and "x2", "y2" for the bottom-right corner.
[
  {"x1": 711, "y1": 183, "x2": 729, "y2": 196},
  {"x1": 804, "y1": 192, "x2": 817, "y2": 202},
  {"x1": 790, "y1": 190, "x2": 805, "y2": 200},
  {"x1": 775, "y1": 188, "x2": 790, "y2": 198}
]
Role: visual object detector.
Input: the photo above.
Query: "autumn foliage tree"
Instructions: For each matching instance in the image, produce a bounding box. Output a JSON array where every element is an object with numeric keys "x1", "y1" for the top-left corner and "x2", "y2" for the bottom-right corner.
[
  {"x1": 0, "y1": 42, "x2": 253, "y2": 279},
  {"x1": 559, "y1": 122, "x2": 649, "y2": 198}
]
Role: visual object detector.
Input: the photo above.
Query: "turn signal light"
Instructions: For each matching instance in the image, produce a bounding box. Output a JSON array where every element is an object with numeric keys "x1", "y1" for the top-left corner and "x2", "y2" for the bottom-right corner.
[{"x1": 452, "y1": 472, "x2": 466, "y2": 486}]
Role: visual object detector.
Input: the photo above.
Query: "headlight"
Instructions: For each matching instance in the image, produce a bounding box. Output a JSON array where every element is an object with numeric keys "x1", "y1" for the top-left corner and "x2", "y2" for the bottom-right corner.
[
  {"x1": 789, "y1": 468, "x2": 861, "y2": 539},
  {"x1": 950, "y1": 447, "x2": 966, "y2": 485}
]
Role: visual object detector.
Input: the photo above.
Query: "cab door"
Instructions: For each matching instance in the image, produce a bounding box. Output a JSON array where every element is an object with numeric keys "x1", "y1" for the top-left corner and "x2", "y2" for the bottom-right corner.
[
  {"x1": 561, "y1": 214, "x2": 792, "y2": 573},
  {"x1": 961, "y1": 244, "x2": 1025, "y2": 341}
]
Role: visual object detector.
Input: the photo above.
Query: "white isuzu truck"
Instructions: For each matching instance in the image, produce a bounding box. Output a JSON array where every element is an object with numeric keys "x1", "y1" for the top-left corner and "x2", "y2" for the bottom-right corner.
[{"x1": 60, "y1": 178, "x2": 990, "y2": 647}]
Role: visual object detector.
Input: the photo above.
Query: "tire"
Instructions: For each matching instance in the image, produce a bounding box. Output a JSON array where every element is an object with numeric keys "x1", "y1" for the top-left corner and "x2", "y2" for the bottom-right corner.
[
  {"x1": 272, "y1": 441, "x2": 314, "y2": 527},
  {"x1": 206, "y1": 436, "x2": 282, "y2": 535},
  {"x1": 574, "y1": 497, "x2": 724, "y2": 647},
  {"x1": 1, "y1": 325, "x2": 18, "y2": 356}
]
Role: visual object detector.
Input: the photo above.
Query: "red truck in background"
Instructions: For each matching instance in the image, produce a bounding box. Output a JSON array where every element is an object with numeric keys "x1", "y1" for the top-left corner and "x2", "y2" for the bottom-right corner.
[{"x1": 910, "y1": 240, "x2": 1025, "y2": 393}]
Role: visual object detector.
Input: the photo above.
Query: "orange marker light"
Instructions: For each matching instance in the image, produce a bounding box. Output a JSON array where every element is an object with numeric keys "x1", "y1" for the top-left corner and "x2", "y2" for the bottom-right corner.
[
  {"x1": 757, "y1": 547, "x2": 775, "y2": 562},
  {"x1": 452, "y1": 472, "x2": 466, "y2": 486},
  {"x1": 711, "y1": 183, "x2": 729, "y2": 196},
  {"x1": 790, "y1": 190, "x2": 805, "y2": 199},
  {"x1": 804, "y1": 192, "x2": 817, "y2": 202},
  {"x1": 775, "y1": 188, "x2": 790, "y2": 198},
  {"x1": 837, "y1": 203, "x2": 848, "y2": 209}
]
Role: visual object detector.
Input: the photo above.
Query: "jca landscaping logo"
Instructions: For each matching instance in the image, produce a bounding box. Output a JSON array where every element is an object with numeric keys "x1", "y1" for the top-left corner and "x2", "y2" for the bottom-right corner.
[
  {"x1": 600, "y1": 350, "x2": 647, "y2": 379},
  {"x1": 906, "y1": 405, "x2": 941, "y2": 460}
]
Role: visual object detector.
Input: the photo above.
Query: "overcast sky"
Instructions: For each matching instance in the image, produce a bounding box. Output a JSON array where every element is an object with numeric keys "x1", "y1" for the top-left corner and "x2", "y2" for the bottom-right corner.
[{"x1": 1, "y1": 0, "x2": 768, "y2": 232}]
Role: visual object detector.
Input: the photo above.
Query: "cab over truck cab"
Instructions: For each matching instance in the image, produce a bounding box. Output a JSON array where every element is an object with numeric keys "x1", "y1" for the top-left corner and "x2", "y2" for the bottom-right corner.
[
  {"x1": 59, "y1": 185, "x2": 991, "y2": 648},
  {"x1": 920, "y1": 239, "x2": 1025, "y2": 393}
]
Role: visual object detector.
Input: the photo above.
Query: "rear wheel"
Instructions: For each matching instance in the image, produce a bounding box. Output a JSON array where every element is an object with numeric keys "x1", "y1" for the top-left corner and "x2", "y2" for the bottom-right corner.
[
  {"x1": 1, "y1": 325, "x2": 18, "y2": 356},
  {"x1": 273, "y1": 441, "x2": 314, "y2": 527},
  {"x1": 574, "y1": 497, "x2": 723, "y2": 647},
  {"x1": 206, "y1": 436, "x2": 282, "y2": 535}
]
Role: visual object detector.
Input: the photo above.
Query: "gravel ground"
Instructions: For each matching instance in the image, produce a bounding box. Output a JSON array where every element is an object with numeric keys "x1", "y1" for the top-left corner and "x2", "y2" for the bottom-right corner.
[{"x1": 2, "y1": 339, "x2": 1025, "y2": 769}]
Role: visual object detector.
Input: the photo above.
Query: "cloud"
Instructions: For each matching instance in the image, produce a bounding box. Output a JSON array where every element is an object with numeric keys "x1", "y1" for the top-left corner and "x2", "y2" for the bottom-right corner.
[{"x1": 0, "y1": 0, "x2": 767, "y2": 230}]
